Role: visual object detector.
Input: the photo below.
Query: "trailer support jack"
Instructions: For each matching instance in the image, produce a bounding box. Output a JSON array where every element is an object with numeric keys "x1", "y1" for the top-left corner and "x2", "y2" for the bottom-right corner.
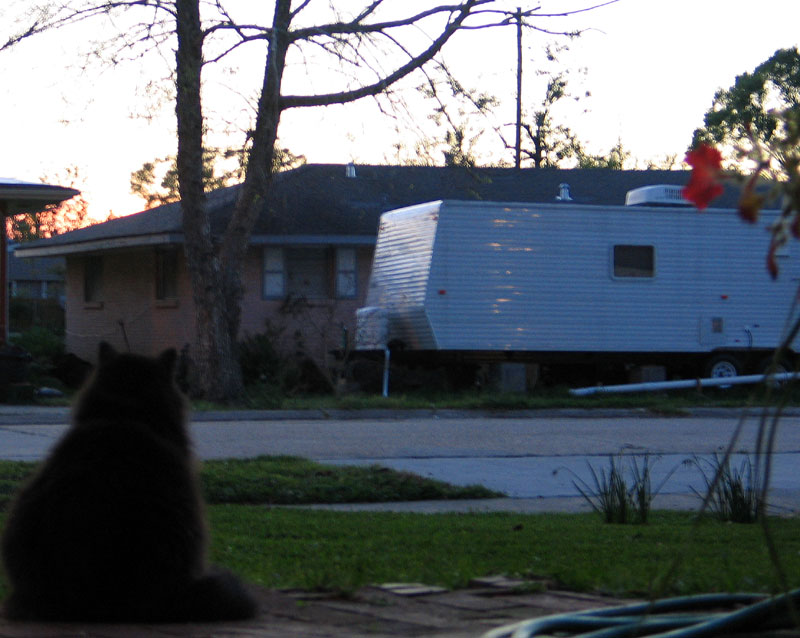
[{"x1": 382, "y1": 347, "x2": 391, "y2": 398}]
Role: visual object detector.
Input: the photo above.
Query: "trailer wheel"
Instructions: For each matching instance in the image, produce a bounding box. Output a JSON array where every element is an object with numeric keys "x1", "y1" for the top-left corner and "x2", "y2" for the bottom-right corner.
[
  {"x1": 758, "y1": 356, "x2": 791, "y2": 375},
  {"x1": 758, "y1": 356, "x2": 793, "y2": 387},
  {"x1": 705, "y1": 354, "x2": 741, "y2": 381}
]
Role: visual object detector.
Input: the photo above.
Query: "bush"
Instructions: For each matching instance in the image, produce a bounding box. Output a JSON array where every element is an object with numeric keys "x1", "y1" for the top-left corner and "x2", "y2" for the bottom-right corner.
[
  {"x1": 565, "y1": 454, "x2": 678, "y2": 525},
  {"x1": 10, "y1": 327, "x2": 64, "y2": 362},
  {"x1": 691, "y1": 454, "x2": 762, "y2": 523},
  {"x1": 238, "y1": 323, "x2": 336, "y2": 401},
  {"x1": 9, "y1": 298, "x2": 64, "y2": 334},
  {"x1": 9, "y1": 328, "x2": 67, "y2": 391}
]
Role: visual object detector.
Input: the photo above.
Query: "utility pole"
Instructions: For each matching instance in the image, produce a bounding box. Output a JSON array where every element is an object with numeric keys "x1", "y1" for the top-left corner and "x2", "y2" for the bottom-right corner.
[{"x1": 514, "y1": 7, "x2": 523, "y2": 170}]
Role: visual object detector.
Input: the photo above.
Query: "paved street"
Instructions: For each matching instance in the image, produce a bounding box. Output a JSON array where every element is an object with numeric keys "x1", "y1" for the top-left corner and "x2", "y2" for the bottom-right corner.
[{"x1": 2, "y1": 407, "x2": 800, "y2": 513}]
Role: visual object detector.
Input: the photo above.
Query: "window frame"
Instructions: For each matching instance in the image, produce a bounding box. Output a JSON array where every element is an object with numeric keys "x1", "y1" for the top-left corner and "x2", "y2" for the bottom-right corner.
[
  {"x1": 335, "y1": 246, "x2": 358, "y2": 299},
  {"x1": 155, "y1": 247, "x2": 179, "y2": 301},
  {"x1": 262, "y1": 246, "x2": 286, "y2": 299},
  {"x1": 262, "y1": 245, "x2": 358, "y2": 300},
  {"x1": 83, "y1": 255, "x2": 103, "y2": 304},
  {"x1": 611, "y1": 244, "x2": 655, "y2": 280}
]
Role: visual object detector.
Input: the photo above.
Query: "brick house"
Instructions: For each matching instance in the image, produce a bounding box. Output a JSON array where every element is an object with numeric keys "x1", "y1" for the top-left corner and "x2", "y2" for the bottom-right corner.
[
  {"x1": 14, "y1": 164, "x2": 740, "y2": 375},
  {"x1": 8, "y1": 245, "x2": 65, "y2": 302}
]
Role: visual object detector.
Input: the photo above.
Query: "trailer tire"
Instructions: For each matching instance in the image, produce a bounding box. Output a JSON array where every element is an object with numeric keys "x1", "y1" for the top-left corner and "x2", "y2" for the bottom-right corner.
[
  {"x1": 758, "y1": 356, "x2": 791, "y2": 375},
  {"x1": 705, "y1": 354, "x2": 741, "y2": 381},
  {"x1": 758, "y1": 356, "x2": 793, "y2": 387}
]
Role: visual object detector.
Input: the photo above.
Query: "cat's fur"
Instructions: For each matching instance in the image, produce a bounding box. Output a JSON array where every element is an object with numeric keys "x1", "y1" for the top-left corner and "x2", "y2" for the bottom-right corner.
[{"x1": 0, "y1": 342, "x2": 257, "y2": 622}]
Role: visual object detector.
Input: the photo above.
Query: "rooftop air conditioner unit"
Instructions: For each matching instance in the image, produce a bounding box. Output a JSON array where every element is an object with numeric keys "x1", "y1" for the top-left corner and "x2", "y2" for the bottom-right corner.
[{"x1": 625, "y1": 185, "x2": 691, "y2": 207}]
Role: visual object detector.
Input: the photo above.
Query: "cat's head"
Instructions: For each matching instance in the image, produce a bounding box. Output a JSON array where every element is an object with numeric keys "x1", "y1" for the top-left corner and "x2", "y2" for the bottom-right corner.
[
  {"x1": 74, "y1": 342, "x2": 188, "y2": 448},
  {"x1": 98, "y1": 341, "x2": 177, "y2": 376}
]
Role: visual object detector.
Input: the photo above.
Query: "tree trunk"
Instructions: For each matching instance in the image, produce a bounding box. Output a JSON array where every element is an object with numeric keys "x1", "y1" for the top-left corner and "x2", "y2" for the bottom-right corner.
[
  {"x1": 172, "y1": 0, "x2": 477, "y2": 401},
  {"x1": 175, "y1": 0, "x2": 242, "y2": 400},
  {"x1": 216, "y1": 0, "x2": 292, "y2": 386}
]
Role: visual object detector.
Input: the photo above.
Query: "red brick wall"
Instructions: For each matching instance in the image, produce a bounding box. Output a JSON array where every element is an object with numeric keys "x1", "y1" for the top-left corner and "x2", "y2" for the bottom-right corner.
[
  {"x1": 65, "y1": 245, "x2": 373, "y2": 372},
  {"x1": 238, "y1": 246, "x2": 373, "y2": 364},
  {"x1": 65, "y1": 249, "x2": 196, "y2": 362}
]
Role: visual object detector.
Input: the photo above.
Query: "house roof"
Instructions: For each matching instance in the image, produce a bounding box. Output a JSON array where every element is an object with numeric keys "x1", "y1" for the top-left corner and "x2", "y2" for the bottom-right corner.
[
  {"x1": 0, "y1": 178, "x2": 80, "y2": 216},
  {"x1": 14, "y1": 164, "x2": 749, "y2": 258}
]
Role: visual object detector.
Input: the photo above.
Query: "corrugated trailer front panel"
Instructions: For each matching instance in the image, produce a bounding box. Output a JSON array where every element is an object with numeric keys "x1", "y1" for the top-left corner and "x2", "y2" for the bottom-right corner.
[{"x1": 363, "y1": 202, "x2": 442, "y2": 349}]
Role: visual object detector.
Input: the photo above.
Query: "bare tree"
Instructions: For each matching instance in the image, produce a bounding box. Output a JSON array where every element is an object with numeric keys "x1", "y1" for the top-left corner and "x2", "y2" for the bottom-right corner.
[{"x1": 3, "y1": 0, "x2": 618, "y2": 400}]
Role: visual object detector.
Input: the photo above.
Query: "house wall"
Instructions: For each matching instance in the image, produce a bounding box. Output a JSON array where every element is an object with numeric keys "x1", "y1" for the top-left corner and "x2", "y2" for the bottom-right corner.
[
  {"x1": 238, "y1": 245, "x2": 374, "y2": 370},
  {"x1": 65, "y1": 245, "x2": 373, "y2": 375},
  {"x1": 65, "y1": 248, "x2": 196, "y2": 362}
]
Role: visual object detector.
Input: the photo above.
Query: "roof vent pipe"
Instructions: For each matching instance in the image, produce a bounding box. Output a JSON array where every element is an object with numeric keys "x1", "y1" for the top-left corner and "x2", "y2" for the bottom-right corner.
[
  {"x1": 345, "y1": 163, "x2": 357, "y2": 178},
  {"x1": 556, "y1": 183, "x2": 572, "y2": 201}
]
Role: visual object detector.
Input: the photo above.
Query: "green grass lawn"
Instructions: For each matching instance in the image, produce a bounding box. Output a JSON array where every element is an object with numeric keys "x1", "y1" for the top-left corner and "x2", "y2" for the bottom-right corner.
[
  {"x1": 231, "y1": 382, "x2": 800, "y2": 412},
  {"x1": 1, "y1": 508, "x2": 796, "y2": 600},
  {"x1": 2, "y1": 457, "x2": 799, "y2": 601},
  {"x1": 204, "y1": 508, "x2": 800, "y2": 596},
  {"x1": 0, "y1": 456, "x2": 501, "y2": 512}
]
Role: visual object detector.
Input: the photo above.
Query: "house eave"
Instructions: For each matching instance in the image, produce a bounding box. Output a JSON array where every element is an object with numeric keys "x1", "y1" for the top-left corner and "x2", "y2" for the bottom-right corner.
[
  {"x1": 14, "y1": 233, "x2": 184, "y2": 258},
  {"x1": 15, "y1": 232, "x2": 376, "y2": 259},
  {"x1": 250, "y1": 234, "x2": 376, "y2": 246},
  {"x1": 0, "y1": 181, "x2": 80, "y2": 215}
]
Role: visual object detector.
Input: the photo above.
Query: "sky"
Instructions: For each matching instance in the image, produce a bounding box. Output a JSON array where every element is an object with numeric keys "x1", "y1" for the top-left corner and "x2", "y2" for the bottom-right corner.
[{"x1": 0, "y1": 0, "x2": 798, "y2": 220}]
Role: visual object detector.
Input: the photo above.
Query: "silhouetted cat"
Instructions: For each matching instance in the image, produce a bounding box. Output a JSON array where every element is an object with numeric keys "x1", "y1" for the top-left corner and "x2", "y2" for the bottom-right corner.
[{"x1": 1, "y1": 342, "x2": 257, "y2": 622}]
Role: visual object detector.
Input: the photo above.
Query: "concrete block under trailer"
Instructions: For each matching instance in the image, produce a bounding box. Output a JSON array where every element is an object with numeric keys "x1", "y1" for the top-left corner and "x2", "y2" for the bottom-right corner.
[{"x1": 355, "y1": 199, "x2": 800, "y2": 383}]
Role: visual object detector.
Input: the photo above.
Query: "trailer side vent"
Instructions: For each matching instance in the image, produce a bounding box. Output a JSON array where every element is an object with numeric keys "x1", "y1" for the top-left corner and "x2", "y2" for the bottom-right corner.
[{"x1": 625, "y1": 185, "x2": 691, "y2": 207}]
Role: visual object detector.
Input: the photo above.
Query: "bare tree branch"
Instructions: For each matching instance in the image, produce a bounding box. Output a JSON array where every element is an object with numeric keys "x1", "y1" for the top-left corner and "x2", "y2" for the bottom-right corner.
[
  {"x1": 282, "y1": 1, "x2": 482, "y2": 109},
  {"x1": 1, "y1": 1, "x2": 175, "y2": 52},
  {"x1": 290, "y1": 2, "x2": 509, "y2": 43},
  {"x1": 0, "y1": 0, "x2": 621, "y2": 400}
]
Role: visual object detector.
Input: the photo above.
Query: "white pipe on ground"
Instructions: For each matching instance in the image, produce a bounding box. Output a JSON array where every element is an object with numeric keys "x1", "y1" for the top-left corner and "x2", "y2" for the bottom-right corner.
[{"x1": 569, "y1": 372, "x2": 800, "y2": 396}]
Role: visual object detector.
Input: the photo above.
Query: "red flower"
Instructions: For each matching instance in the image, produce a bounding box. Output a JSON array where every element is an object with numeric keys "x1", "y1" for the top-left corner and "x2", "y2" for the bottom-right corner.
[
  {"x1": 737, "y1": 160, "x2": 768, "y2": 224},
  {"x1": 738, "y1": 192, "x2": 764, "y2": 224},
  {"x1": 682, "y1": 145, "x2": 724, "y2": 210},
  {"x1": 767, "y1": 237, "x2": 781, "y2": 280}
]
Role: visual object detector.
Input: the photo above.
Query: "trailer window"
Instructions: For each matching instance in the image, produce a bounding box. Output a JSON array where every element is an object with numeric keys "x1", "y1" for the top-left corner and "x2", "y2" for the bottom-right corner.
[{"x1": 613, "y1": 245, "x2": 654, "y2": 278}]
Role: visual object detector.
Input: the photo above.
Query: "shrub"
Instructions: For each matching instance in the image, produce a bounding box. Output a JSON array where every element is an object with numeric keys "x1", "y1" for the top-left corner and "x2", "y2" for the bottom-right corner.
[
  {"x1": 691, "y1": 454, "x2": 762, "y2": 523},
  {"x1": 10, "y1": 327, "x2": 64, "y2": 362},
  {"x1": 237, "y1": 326, "x2": 306, "y2": 402},
  {"x1": 565, "y1": 454, "x2": 677, "y2": 525}
]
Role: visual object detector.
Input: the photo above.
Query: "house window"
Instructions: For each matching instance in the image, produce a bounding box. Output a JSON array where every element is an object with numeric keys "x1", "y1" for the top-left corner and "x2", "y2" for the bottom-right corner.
[
  {"x1": 84, "y1": 255, "x2": 103, "y2": 303},
  {"x1": 10, "y1": 281, "x2": 42, "y2": 299},
  {"x1": 335, "y1": 247, "x2": 357, "y2": 298},
  {"x1": 155, "y1": 248, "x2": 178, "y2": 300},
  {"x1": 285, "y1": 247, "x2": 328, "y2": 299},
  {"x1": 263, "y1": 246, "x2": 357, "y2": 299},
  {"x1": 613, "y1": 245, "x2": 654, "y2": 278},
  {"x1": 263, "y1": 247, "x2": 286, "y2": 298}
]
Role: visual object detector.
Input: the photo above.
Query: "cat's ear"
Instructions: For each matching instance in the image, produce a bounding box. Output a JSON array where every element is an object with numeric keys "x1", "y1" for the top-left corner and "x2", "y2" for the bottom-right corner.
[
  {"x1": 158, "y1": 348, "x2": 178, "y2": 375},
  {"x1": 98, "y1": 341, "x2": 116, "y2": 364}
]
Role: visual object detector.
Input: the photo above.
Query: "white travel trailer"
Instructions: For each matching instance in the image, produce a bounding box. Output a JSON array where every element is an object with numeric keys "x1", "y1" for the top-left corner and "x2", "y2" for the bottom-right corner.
[{"x1": 356, "y1": 189, "x2": 800, "y2": 385}]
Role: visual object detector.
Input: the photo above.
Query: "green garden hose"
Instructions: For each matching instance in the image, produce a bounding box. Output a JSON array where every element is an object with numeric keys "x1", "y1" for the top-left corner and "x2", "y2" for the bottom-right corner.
[{"x1": 483, "y1": 590, "x2": 798, "y2": 637}]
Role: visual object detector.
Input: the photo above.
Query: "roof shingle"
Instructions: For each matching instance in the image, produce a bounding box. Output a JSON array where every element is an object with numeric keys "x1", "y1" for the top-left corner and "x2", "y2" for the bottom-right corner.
[{"x1": 15, "y1": 164, "x2": 749, "y2": 255}]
